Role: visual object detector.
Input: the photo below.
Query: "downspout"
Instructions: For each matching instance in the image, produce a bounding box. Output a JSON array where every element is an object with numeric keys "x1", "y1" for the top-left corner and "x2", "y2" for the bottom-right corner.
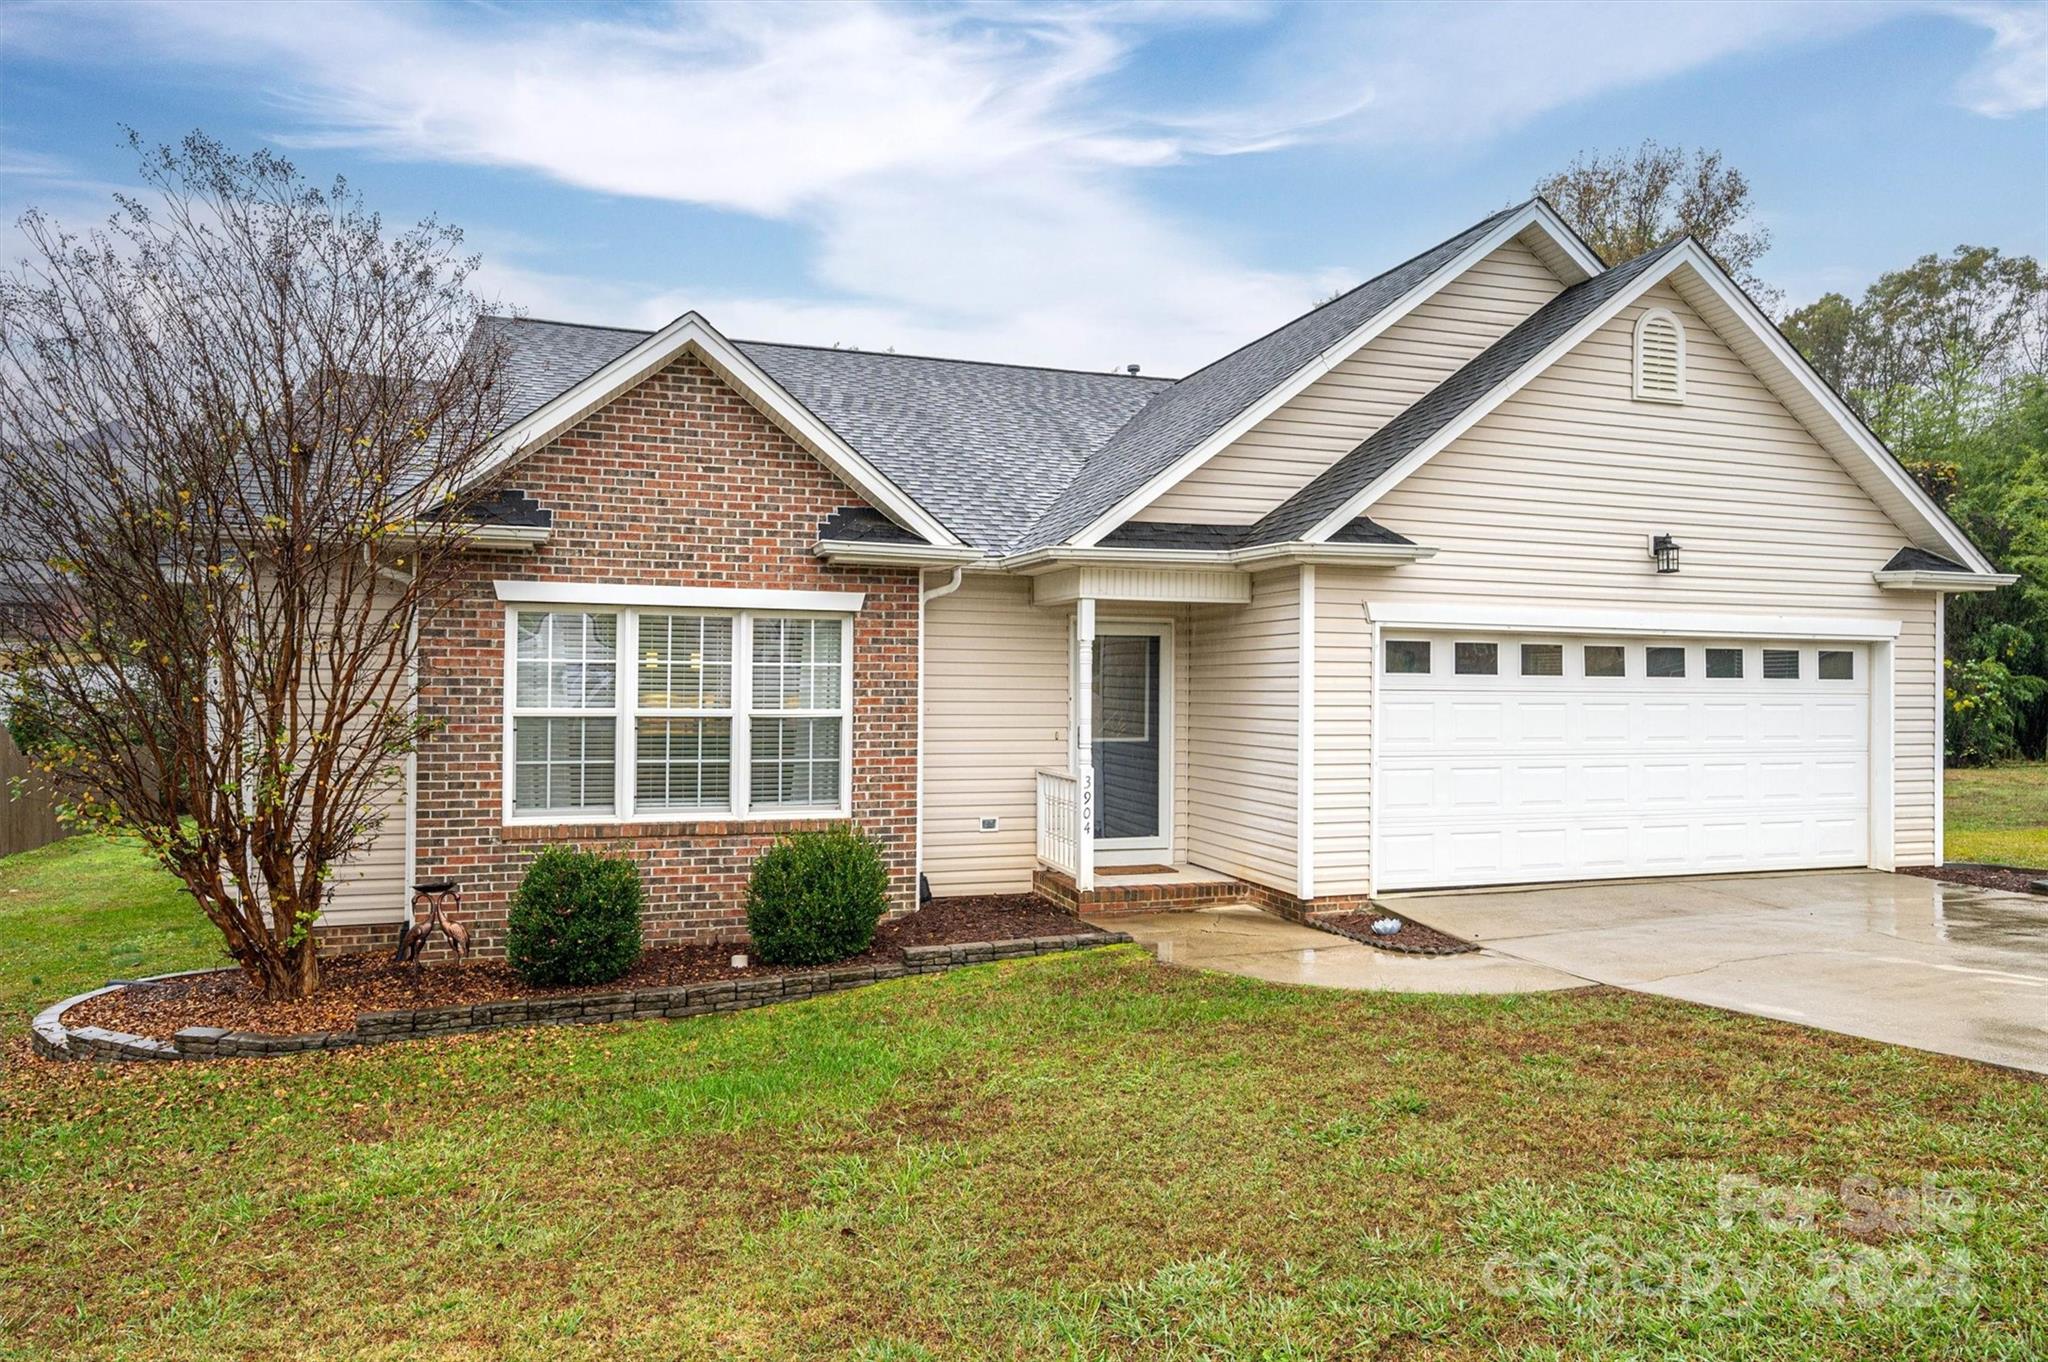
[{"x1": 915, "y1": 566, "x2": 967, "y2": 905}]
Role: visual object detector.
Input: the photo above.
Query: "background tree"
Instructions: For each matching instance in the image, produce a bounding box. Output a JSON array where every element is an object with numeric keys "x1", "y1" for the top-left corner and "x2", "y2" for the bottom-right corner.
[
  {"x1": 1536, "y1": 140, "x2": 1779, "y2": 311},
  {"x1": 1783, "y1": 246, "x2": 2048, "y2": 763},
  {"x1": 1781, "y1": 245, "x2": 2047, "y2": 454},
  {"x1": 0, "y1": 133, "x2": 510, "y2": 997}
]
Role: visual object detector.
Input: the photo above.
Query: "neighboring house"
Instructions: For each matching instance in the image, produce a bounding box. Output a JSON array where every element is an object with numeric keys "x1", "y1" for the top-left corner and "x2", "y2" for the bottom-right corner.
[{"x1": 314, "y1": 199, "x2": 2014, "y2": 954}]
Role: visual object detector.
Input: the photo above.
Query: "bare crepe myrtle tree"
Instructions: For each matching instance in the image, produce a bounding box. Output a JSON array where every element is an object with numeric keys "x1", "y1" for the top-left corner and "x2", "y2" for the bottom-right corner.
[{"x1": 0, "y1": 132, "x2": 512, "y2": 998}]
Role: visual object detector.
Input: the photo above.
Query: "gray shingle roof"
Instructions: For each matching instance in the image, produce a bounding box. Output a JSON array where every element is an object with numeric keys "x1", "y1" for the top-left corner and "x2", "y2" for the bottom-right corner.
[
  {"x1": 1097, "y1": 516, "x2": 1411, "y2": 552},
  {"x1": 1015, "y1": 201, "x2": 1532, "y2": 550},
  {"x1": 1241, "y1": 238, "x2": 1685, "y2": 547},
  {"x1": 476, "y1": 317, "x2": 1163, "y2": 550},
  {"x1": 1882, "y1": 546, "x2": 1970, "y2": 573},
  {"x1": 472, "y1": 202, "x2": 1581, "y2": 554},
  {"x1": 735, "y1": 341, "x2": 1165, "y2": 551},
  {"x1": 818, "y1": 506, "x2": 921, "y2": 545}
]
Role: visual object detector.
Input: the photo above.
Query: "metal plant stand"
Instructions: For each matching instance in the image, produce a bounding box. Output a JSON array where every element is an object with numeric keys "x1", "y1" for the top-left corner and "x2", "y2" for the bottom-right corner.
[{"x1": 395, "y1": 879, "x2": 470, "y2": 966}]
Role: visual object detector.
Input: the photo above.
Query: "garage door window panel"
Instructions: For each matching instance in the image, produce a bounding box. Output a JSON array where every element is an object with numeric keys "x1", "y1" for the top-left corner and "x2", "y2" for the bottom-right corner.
[
  {"x1": 1706, "y1": 648, "x2": 1744, "y2": 679},
  {"x1": 1386, "y1": 640, "x2": 1431, "y2": 675},
  {"x1": 1521, "y1": 644, "x2": 1563, "y2": 677},
  {"x1": 1764, "y1": 649, "x2": 1801, "y2": 680},
  {"x1": 1819, "y1": 650, "x2": 1854, "y2": 680},
  {"x1": 1646, "y1": 646, "x2": 1686, "y2": 678},
  {"x1": 1585, "y1": 645, "x2": 1626, "y2": 678},
  {"x1": 1455, "y1": 642, "x2": 1498, "y2": 676}
]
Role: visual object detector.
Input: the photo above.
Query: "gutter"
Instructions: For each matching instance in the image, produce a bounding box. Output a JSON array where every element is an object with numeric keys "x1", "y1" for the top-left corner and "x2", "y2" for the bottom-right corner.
[
  {"x1": 814, "y1": 540, "x2": 985, "y2": 568},
  {"x1": 1873, "y1": 569, "x2": 2017, "y2": 593},
  {"x1": 995, "y1": 541, "x2": 1436, "y2": 574},
  {"x1": 390, "y1": 521, "x2": 551, "y2": 551}
]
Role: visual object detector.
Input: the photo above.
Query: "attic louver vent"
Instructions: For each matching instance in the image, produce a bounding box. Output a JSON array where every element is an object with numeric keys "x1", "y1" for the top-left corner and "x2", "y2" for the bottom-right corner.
[{"x1": 1633, "y1": 308, "x2": 1685, "y2": 402}]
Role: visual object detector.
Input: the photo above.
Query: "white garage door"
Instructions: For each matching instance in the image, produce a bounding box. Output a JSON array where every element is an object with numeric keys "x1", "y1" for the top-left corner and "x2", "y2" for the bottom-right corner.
[{"x1": 1376, "y1": 634, "x2": 1871, "y2": 890}]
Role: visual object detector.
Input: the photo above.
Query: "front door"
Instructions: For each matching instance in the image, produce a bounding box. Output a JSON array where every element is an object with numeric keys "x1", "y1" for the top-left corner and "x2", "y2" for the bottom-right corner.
[{"x1": 1089, "y1": 628, "x2": 1167, "y2": 852}]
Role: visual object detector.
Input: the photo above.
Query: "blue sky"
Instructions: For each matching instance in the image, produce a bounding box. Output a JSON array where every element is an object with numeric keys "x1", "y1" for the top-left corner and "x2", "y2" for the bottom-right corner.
[{"x1": 1, "y1": 1, "x2": 2043, "y2": 376}]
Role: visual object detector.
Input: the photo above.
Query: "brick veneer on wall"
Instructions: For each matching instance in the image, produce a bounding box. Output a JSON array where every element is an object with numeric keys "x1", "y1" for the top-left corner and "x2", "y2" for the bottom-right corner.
[{"x1": 331, "y1": 351, "x2": 924, "y2": 957}]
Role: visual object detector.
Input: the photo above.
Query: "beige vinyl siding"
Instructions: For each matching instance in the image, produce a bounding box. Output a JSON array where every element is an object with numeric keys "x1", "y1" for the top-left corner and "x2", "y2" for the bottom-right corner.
[
  {"x1": 309, "y1": 580, "x2": 411, "y2": 924},
  {"x1": 1895, "y1": 607, "x2": 1940, "y2": 861},
  {"x1": 922, "y1": 573, "x2": 1070, "y2": 895},
  {"x1": 1313, "y1": 574, "x2": 1374, "y2": 895},
  {"x1": 922, "y1": 581, "x2": 1194, "y2": 892},
  {"x1": 324, "y1": 779, "x2": 409, "y2": 922},
  {"x1": 1137, "y1": 237, "x2": 1565, "y2": 525},
  {"x1": 1186, "y1": 569, "x2": 1299, "y2": 891},
  {"x1": 1340, "y1": 280, "x2": 1940, "y2": 866}
]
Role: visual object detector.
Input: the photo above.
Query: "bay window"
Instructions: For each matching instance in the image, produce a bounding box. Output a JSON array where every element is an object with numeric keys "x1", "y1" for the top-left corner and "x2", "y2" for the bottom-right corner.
[{"x1": 506, "y1": 606, "x2": 850, "y2": 822}]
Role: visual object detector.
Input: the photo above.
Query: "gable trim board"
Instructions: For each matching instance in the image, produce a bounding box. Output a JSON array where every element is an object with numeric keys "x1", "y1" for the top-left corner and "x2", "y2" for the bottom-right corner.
[
  {"x1": 1065, "y1": 200, "x2": 1603, "y2": 549},
  {"x1": 1281, "y1": 240, "x2": 1993, "y2": 577},
  {"x1": 471, "y1": 312, "x2": 962, "y2": 548}
]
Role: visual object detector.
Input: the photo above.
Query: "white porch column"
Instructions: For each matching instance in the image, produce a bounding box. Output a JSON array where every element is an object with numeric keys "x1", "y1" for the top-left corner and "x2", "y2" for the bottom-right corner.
[{"x1": 1074, "y1": 595, "x2": 1096, "y2": 893}]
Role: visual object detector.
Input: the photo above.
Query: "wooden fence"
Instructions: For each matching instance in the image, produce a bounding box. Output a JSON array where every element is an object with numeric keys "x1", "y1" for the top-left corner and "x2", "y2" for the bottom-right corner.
[{"x1": 0, "y1": 729, "x2": 68, "y2": 857}]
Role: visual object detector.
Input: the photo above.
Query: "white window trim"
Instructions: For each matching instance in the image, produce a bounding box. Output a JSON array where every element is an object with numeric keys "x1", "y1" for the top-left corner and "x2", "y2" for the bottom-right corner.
[
  {"x1": 495, "y1": 580, "x2": 864, "y2": 613},
  {"x1": 1632, "y1": 306, "x2": 1687, "y2": 403},
  {"x1": 501, "y1": 604, "x2": 854, "y2": 827}
]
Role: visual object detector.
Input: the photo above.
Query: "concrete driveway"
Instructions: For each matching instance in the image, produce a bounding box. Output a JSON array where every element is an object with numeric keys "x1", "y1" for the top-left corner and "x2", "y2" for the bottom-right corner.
[
  {"x1": 1092, "y1": 903, "x2": 1584, "y2": 994},
  {"x1": 1399, "y1": 872, "x2": 2048, "y2": 1074}
]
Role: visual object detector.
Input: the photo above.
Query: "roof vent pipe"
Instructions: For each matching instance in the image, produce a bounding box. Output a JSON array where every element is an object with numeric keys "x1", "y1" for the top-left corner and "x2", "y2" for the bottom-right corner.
[{"x1": 1125, "y1": 364, "x2": 1140, "y2": 375}]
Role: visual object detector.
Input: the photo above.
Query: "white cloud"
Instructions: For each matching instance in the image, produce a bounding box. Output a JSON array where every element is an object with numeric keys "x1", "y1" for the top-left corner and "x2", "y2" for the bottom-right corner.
[
  {"x1": 9, "y1": 0, "x2": 2037, "y2": 372},
  {"x1": 1944, "y1": 2, "x2": 2048, "y2": 116},
  {"x1": 1185, "y1": 1, "x2": 1888, "y2": 151}
]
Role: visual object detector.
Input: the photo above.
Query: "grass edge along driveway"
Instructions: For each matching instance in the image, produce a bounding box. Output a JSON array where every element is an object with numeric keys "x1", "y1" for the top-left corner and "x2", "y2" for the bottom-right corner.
[{"x1": 1944, "y1": 760, "x2": 2048, "y2": 868}]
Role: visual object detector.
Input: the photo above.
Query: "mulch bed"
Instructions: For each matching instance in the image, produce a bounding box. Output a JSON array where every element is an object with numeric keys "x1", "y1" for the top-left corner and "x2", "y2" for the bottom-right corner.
[
  {"x1": 1311, "y1": 910, "x2": 1478, "y2": 956},
  {"x1": 65, "y1": 893, "x2": 1103, "y2": 1042},
  {"x1": 1898, "y1": 862, "x2": 2048, "y2": 895}
]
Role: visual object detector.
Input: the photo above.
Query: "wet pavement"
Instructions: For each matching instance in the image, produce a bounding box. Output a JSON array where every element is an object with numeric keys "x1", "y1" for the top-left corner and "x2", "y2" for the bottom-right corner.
[
  {"x1": 1085, "y1": 904, "x2": 1586, "y2": 994},
  {"x1": 1400, "y1": 872, "x2": 2048, "y2": 1075}
]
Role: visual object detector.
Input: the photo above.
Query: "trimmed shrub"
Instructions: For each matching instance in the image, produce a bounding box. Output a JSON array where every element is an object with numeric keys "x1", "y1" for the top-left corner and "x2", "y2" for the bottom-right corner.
[
  {"x1": 746, "y1": 827, "x2": 889, "y2": 966},
  {"x1": 506, "y1": 847, "x2": 644, "y2": 987}
]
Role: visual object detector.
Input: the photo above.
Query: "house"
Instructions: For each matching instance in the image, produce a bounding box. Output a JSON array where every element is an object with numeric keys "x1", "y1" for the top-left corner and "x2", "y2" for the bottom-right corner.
[{"x1": 312, "y1": 198, "x2": 2014, "y2": 954}]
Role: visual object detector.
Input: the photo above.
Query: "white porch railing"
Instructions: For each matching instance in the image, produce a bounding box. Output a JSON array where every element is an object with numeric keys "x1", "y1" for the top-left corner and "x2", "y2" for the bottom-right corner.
[{"x1": 1035, "y1": 767, "x2": 1079, "y2": 876}]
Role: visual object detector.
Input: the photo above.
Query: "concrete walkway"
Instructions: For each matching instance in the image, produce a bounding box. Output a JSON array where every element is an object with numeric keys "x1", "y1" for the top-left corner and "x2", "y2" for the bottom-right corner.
[
  {"x1": 1400, "y1": 872, "x2": 2048, "y2": 1075},
  {"x1": 1087, "y1": 904, "x2": 1585, "y2": 994}
]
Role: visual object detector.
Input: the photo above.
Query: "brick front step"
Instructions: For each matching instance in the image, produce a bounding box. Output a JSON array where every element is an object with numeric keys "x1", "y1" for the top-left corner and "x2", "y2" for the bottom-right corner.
[{"x1": 1032, "y1": 868, "x2": 1256, "y2": 914}]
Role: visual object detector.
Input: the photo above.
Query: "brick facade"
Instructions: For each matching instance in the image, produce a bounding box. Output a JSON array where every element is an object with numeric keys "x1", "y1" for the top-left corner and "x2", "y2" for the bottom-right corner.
[{"x1": 341, "y1": 350, "x2": 923, "y2": 958}]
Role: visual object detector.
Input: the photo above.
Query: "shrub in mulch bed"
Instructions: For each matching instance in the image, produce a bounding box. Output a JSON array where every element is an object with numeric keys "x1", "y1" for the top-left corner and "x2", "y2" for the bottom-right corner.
[
  {"x1": 1310, "y1": 911, "x2": 1477, "y2": 956},
  {"x1": 1897, "y1": 863, "x2": 2048, "y2": 896},
  {"x1": 507, "y1": 846, "x2": 645, "y2": 987},
  {"x1": 63, "y1": 894, "x2": 1104, "y2": 1043},
  {"x1": 745, "y1": 827, "x2": 889, "y2": 966}
]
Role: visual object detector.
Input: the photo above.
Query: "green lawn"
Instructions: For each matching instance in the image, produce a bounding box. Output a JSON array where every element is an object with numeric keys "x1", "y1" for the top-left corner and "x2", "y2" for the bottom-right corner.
[
  {"x1": 3, "y1": 843, "x2": 2045, "y2": 1359},
  {"x1": 1945, "y1": 761, "x2": 2048, "y2": 868},
  {"x1": 0, "y1": 834, "x2": 221, "y2": 1041}
]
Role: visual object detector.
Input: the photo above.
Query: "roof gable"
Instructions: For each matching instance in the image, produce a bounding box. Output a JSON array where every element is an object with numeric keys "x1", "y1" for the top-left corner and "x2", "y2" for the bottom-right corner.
[
  {"x1": 476, "y1": 317, "x2": 1160, "y2": 551},
  {"x1": 1027, "y1": 199, "x2": 1604, "y2": 551},
  {"x1": 1245, "y1": 239, "x2": 1994, "y2": 576},
  {"x1": 1132, "y1": 233, "x2": 1570, "y2": 526}
]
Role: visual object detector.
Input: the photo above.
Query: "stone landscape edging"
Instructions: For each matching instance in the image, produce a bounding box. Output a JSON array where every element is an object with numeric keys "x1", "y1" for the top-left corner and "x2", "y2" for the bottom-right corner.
[{"x1": 30, "y1": 932, "x2": 1133, "y2": 1063}]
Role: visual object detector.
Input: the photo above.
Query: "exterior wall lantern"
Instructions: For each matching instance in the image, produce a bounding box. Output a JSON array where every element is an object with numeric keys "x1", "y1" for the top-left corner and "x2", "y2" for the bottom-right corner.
[{"x1": 1648, "y1": 534, "x2": 1682, "y2": 574}]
